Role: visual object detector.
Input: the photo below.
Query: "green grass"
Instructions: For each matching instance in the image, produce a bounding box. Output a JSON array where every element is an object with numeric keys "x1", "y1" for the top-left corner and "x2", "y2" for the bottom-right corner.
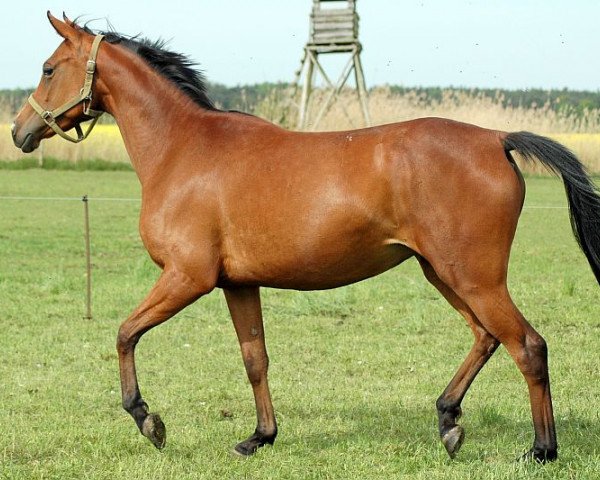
[{"x1": 0, "y1": 171, "x2": 599, "y2": 479}]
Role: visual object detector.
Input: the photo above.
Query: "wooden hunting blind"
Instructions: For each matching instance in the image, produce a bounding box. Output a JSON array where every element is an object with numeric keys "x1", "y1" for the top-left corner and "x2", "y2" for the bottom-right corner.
[{"x1": 294, "y1": 0, "x2": 371, "y2": 129}]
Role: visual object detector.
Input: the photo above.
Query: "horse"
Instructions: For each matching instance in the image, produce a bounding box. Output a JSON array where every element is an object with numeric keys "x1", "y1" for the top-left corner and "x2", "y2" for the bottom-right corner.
[{"x1": 12, "y1": 12, "x2": 600, "y2": 462}]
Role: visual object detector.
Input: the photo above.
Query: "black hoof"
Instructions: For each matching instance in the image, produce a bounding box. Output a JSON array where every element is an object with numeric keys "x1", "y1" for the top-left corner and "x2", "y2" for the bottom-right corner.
[
  {"x1": 518, "y1": 447, "x2": 557, "y2": 464},
  {"x1": 141, "y1": 413, "x2": 167, "y2": 450},
  {"x1": 441, "y1": 425, "x2": 465, "y2": 459},
  {"x1": 232, "y1": 430, "x2": 276, "y2": 457}
]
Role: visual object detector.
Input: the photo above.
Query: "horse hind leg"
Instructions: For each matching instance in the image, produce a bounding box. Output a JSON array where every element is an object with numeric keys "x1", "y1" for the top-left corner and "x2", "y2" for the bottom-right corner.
[
  {"x1": 422, "y1": 254, "x2": 557, "y2": 462},
  {"x1": 418, "y1": 257, "x2": 500, "y2": 459},
  {"x1": 462, "y1": 286, "x2": 557, "y2": 462}
]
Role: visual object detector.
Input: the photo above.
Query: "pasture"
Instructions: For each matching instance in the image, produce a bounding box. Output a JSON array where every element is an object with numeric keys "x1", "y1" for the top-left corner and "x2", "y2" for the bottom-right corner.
[{"x1": 0, "y1": 170, "x2": 599, "y2": 479}]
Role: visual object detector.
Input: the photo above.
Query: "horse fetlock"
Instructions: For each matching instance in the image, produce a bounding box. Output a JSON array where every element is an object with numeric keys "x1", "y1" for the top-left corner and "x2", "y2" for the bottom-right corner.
[
  {"x1": 436, "y1": 397, "x2": 462, "y2": 419},
  {"x1": 123, "y1": 397, "x2": 151, "y2": 433},
  {"x1": 123, "y1": 396, "x2": 148, "y2": 414},
  {"x1": 141, "y1": 413, "x2": 167, "y2": 450},
  {"x1": 436, "y1": 398, "x2": 463, "y2": 442}
]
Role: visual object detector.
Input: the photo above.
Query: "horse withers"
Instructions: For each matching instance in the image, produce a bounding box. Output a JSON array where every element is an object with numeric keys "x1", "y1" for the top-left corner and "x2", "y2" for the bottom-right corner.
[{"x1": 12, "y1": 12, "x2": 600, "y2": 462}]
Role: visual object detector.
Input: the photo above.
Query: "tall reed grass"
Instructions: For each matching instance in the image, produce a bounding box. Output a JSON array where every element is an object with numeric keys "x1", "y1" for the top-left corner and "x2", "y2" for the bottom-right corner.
[
  {"x1": 295, "y1": 87, "x2": 600, "y2": 133},
  {"x1": 3, "y1": 88, "x2": 600, "y2": 173}
]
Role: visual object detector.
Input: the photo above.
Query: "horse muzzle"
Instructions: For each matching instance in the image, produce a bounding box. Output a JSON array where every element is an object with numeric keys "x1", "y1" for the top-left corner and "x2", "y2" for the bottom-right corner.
[
  {"x1": 12, "y1": 122, "x2": 41, "y2": 153},
  {"x1": 19, "y1": 132, "x2": 40, "y2": 153}
]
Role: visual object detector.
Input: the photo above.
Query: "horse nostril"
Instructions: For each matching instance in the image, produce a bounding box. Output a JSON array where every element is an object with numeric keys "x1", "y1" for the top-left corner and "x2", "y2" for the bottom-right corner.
[{"x1": 11, "y1": 122, "x2": 17, "y2": 140}]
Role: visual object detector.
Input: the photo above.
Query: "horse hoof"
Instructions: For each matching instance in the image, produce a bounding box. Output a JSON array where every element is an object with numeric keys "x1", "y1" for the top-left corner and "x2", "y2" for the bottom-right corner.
[
  {"x1": 232, "y1": 431, "x2": 276, "y2": 457},
  {"x1": 232, "y1": 440, "x2": 258, "y2": 457},
  {"x1": 442, "y1": 425, "x2": 465, "y2": 459},
  {"x1": 141, "y1": 413, "x2": 167, "y2": 450},
  {"x1": 231, "y1": 445, "x2": 253, "y2": 458}
]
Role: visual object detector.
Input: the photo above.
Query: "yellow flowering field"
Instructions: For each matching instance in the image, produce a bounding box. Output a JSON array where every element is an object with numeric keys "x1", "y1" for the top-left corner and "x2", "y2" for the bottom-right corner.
[{"x1": 0, "y1": 123, "x2": 127, "y2": 163}]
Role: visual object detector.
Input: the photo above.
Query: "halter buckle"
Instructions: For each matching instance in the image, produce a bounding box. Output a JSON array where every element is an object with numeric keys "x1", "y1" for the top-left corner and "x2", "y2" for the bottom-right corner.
[
  {"x1": 86, "y1": 60, "x2": 96, "y2": 74},
  {"x1": 41, "y1": 110, "x2": 54, "y2": 121}
]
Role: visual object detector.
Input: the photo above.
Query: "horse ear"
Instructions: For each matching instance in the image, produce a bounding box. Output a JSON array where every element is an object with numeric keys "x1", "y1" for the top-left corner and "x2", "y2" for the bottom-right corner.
[
  {"x1": 62, "y1": 12, "x2": 84, "y2": 32},
  {"x1": 62, "y1": 12, "x2": 75, "y2": 27},
  {"x1": 47, "y1": 11, "x2": 77, "y2": 40}
]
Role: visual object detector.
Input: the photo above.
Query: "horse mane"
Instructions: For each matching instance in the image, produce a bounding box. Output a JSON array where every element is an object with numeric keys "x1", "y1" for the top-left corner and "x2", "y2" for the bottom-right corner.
[{"x1": 78, "y1": 21, "x2": 218, "y2": 111}]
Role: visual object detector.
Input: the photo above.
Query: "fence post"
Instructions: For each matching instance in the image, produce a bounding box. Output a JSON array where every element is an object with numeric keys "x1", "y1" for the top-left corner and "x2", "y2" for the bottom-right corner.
[
  {"x1": 82, "y1": 195, "x2": 93, "y2": 320},
  {"x1": 37, "y1": 142, "x2": 44, "y2": 168}
]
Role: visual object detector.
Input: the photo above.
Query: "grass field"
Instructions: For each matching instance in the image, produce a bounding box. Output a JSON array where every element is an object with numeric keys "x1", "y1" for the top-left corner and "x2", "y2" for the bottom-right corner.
[{"x1": 1, "y1": 170, "x2": 599, "y2": 479}]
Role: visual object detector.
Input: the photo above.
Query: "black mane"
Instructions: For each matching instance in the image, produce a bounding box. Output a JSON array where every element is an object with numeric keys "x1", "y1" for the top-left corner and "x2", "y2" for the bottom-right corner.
[{"x1": 80, "y1": 22, "x2": 217, "y2": 111}]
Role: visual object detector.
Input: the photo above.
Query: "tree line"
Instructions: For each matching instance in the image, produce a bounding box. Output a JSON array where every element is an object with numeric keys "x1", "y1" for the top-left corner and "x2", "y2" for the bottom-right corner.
[
  {"x1": 2, "y1": 83, "x2": 599, "y2": 117},
  {"x1": 387, "y1": 86, "x2": 600, "y2": 116}
]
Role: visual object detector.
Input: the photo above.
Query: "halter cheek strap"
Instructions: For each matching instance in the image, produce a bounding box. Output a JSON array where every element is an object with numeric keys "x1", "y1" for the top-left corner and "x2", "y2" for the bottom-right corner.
[{"x1": 28, "y1": 34, "x2": 105, "y2": 143}]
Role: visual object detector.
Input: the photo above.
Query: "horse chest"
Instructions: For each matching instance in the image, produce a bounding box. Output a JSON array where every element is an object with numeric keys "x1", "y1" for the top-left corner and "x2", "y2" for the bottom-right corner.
[{"x1": 138, "y1": 205, "x2": 218, "y2": 270}]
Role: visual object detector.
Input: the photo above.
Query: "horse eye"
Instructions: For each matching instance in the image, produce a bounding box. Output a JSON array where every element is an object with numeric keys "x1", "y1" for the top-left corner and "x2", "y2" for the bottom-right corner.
[{"x1": 43, "y1": 66, "x2": 54, "y2": 77}]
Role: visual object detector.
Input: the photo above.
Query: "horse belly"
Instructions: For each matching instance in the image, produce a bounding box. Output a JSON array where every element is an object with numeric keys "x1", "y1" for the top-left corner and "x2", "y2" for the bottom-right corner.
[
  {"x1": 274, "y1": 242, "x2": 414, "y2": 290},
  {"x1": 222, "y1": 223, "x2": 414, "y2": 290}
]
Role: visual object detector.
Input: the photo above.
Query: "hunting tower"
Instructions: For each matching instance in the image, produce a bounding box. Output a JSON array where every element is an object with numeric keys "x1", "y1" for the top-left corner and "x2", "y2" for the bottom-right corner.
[{"x1": 294, "y1": 0, "x2": 371, "y2": 130}]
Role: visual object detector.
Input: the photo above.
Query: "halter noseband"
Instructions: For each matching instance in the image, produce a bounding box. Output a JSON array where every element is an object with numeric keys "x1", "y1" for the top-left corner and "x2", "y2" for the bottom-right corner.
[{"x1": 28, "y1": 34, "x2": 105, "y2": 143}]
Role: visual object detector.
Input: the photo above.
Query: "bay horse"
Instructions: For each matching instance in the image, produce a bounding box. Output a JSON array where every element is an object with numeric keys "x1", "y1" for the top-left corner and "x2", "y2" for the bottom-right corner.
[{"x1": 12, "y1": 13, "x2": 600, "y2": 462}]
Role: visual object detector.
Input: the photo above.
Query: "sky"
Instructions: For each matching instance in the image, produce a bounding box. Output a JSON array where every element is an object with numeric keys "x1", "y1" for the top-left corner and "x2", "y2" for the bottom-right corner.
[{"x1": 2, "y1": 0, "x2": 599, "y2": 91}]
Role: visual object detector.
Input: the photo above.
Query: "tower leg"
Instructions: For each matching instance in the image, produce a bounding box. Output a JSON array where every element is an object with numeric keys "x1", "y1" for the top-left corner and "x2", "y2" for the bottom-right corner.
[
  {"x1": 311, "y1": 54, "x2": 356, "y2": 130},
  {"x1": 298, "y1": 48, "x2": 315, "y2": 130},
  {"x1": 353, "y1": 49, "x2": 371, "y2": 127},
  {"x1": 291, "y1": 49, "x2": 307, "y2": 99}
]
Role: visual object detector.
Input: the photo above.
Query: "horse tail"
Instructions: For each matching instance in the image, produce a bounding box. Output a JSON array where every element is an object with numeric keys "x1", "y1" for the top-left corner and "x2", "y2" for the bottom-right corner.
[{"x1": 503, "y1": 131, "x2": 600, "y2": 285}]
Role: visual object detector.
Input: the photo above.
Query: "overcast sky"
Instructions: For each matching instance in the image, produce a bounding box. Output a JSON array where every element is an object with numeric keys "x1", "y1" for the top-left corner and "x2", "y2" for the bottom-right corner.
[{"x1": 2, "y1": 1, "x2": 599, "y2": 91}]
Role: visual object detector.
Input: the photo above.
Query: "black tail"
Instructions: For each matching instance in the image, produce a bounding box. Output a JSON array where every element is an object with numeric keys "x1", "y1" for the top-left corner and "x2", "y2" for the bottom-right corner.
[{"x1": 504, "y1": 131, "x2": 600, "y2": 285}]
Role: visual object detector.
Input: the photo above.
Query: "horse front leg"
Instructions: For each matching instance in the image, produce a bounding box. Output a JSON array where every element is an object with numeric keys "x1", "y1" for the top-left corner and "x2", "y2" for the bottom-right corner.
[
  {"x1": 117, "y1": 268, "x2": 208, "y2": 449},
  {"x1": 224, "y1": 286, "x2": 278, "y2": 456}
]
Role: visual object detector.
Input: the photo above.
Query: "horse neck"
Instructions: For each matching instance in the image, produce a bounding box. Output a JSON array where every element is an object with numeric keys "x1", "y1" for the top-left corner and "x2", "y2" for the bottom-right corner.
[{"x1": 97, "y1": 43, "x2": 210, "y2": 185}]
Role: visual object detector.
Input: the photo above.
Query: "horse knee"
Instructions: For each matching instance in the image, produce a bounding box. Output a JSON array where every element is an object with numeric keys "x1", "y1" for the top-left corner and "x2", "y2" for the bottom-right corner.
[
  {"x1": 116, "y1": 323, "x2": 141, "y2": 355},
  {"x1": 116, "y1": 332, "x2": 131, "y2": 356}
]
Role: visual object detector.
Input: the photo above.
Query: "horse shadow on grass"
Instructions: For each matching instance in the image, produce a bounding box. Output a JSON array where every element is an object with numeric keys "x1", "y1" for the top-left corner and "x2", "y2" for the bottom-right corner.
[{"x1": 268, "y1": 402, "x2": 600, "y2": 461}]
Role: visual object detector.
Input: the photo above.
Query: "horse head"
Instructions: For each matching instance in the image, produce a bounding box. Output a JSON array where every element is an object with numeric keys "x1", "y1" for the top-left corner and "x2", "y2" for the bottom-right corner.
[{"x1": 12, "y1": 12, "x2": 105, "y2": 152}]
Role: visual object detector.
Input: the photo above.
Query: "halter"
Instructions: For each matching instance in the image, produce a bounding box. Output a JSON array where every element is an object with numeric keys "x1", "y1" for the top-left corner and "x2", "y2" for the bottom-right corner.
[{"x1": 28, "y1": 34, "x2": 105, "y2": 143}]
